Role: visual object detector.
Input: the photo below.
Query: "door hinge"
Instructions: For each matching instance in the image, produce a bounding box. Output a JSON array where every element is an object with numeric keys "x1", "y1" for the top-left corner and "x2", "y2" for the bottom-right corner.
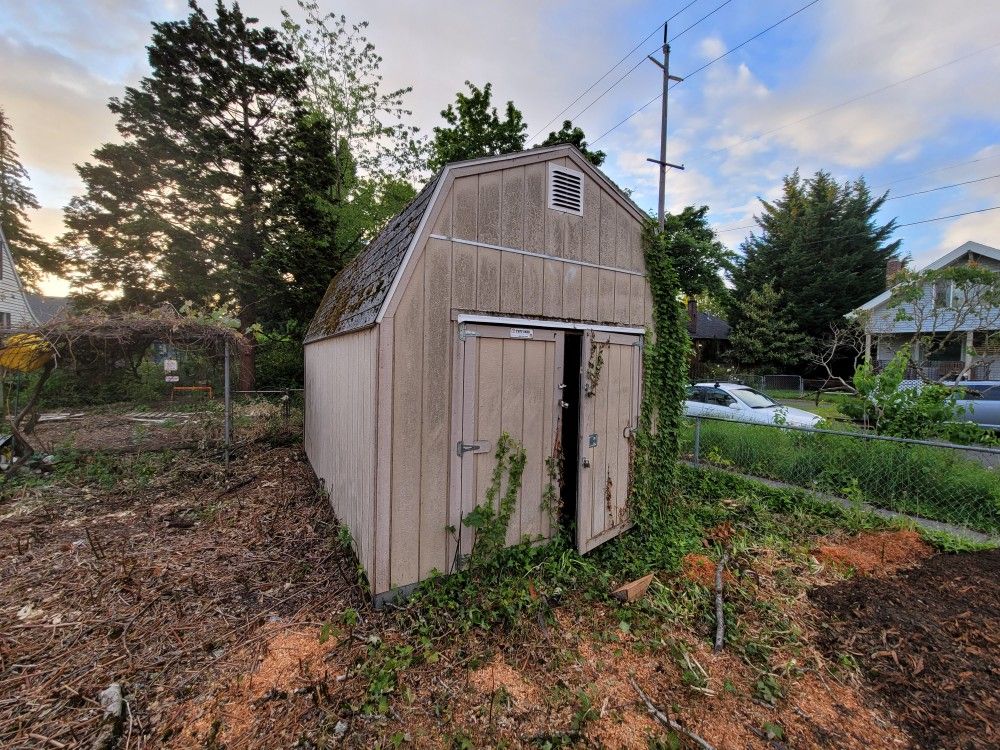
[{"x1": 459, "y1": 325, "x2": 479, "y2": 341}]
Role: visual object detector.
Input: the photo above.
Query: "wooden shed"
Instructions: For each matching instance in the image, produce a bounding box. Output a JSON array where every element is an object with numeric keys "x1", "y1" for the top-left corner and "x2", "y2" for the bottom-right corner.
[{"x1": 304, "y1": 145, "x2": 652, "y2": 602}]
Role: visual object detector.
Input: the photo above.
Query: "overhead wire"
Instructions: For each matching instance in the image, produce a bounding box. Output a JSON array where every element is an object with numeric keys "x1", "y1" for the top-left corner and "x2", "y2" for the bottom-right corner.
[
  {"x1": 590, "y1": 0, "x2": 822, "y2": 145},
  {"x1": 563, "y1": 0, "x2": 737, "y2": 129},
  {"x1": 528, "y1": 0, "x2": 703, "y2": 141}
]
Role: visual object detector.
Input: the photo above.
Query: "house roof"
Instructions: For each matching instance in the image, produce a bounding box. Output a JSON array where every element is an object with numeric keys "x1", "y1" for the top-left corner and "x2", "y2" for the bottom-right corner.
[
  {"x1": 305, "y1": 173, "x2": 441, "y2": 343},
  {"x1": 25, "y1": 293, "x2": 68, "y2": 323},
  {"x1": 691, "y1": 311, "x2": 730, "y2": 340},
  {"x1": 856, "y1": 240, "x2": 1000, "y2": 312},
  {"x1": 305, "y1": 145, "x2": 645, "y2": 344}
]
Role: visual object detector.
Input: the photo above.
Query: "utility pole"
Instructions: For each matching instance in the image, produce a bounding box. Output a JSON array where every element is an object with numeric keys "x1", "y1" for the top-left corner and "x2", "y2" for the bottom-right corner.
[{"x1": 647, "y1": 22, "x2": 685, "y2": 232}]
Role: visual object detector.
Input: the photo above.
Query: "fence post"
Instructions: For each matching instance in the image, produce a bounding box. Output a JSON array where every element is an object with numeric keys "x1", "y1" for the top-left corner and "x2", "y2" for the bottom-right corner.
[
  {"x1": 693, "y1": 417, "x2": 701, "y2": 466},
  {"x1": 223, "y1": 340, "x2": 231, "y2": 469},
  {"x1": 798, "y1": 375, "x2": 804, "y2": 397}
]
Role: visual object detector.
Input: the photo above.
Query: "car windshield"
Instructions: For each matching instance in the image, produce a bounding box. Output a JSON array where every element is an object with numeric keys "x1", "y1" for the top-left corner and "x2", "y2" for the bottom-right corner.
[{"x1": 732, "y1": 388, "x2": 777, "y2": 409}]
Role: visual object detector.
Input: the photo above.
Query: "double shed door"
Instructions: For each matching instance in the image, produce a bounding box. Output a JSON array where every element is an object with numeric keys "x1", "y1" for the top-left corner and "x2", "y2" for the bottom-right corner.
[{"x1": 454, "y1": 323, "x2": 642, "y2": 561}]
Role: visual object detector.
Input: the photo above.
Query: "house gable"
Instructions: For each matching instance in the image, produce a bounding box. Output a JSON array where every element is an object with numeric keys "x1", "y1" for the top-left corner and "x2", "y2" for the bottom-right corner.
[{"x1": 0, "y1": 225, "x2": 39, "y2": 328}]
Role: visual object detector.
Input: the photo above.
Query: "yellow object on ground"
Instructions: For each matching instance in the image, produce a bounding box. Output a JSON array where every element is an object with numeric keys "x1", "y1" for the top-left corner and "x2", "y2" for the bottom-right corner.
[{"x1": 0, "y1": 334, "x2": 53, "y2": 373}]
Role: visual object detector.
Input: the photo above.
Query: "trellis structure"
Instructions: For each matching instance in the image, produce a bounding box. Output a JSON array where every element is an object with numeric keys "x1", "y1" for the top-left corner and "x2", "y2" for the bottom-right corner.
[{"x1": 0, "y1": 306, "x2": 248, "y2": 469}]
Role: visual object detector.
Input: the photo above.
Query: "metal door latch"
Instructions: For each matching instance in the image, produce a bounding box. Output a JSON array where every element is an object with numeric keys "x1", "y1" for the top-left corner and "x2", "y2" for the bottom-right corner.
[
  {"x1": 456, "y1": 440, "x2": 492, "y2": 456},
  {"x1": 582, "y1": 458, "x2": 591, "y2": 468}
]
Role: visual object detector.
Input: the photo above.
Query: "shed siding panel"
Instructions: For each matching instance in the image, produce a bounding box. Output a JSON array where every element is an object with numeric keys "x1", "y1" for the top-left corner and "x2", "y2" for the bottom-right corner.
[
  {"x1": 581, "y1": 266, "x2": 599, "y2": 321},
  {"x1": 500, "y1": 339, "x2": 526, "y2": 546},
  {"x1": 581, "y1": 175, "x2": 601, "y2": 265},
  {"x1": 524, "y1": 163, "x2": 546, "y2": 253},
  {"x1": 599, "y1": 191, "x2": 617, "y2": 267},
  {"x1": 598, "y1": 269, "x2": 615, "y2": 322},
  {"x1": 304, "y1": 328, "x2": 378, "y2": 585},
  {"x1": 522, "y1": 255, "x2": 544, "y2": 315},
  {"x1": 614, "y1": 271, "x2": 630, "y2": 323},
  {"x1": 500, "y1": 167, "x2": 525, "y2": 248},
  {"x1": 521, "y1": 343, "x2": 546, "y2": 540},
  {"x1": 543, "y1": 259, "x2": 563, "y2": 318},
  {"x1": 563, "y1": 263, "x2": 582, "y2": 320},
  {"x1": 419, "y1": 240, "x2": 453, "y2": 578},
  {"x1": 477, "y1": 247, "x2": 501, "y2": 312},
  {"x1": 453, "y1": 175, "x2": 478, "y2": 241},
  {"x1": 500, "y1": 252, "x2": 524, "y2": 313},
  {"x1": 452, "y1": 241, "x2": 477, "y2": 310},
  {"x1": 390, "y1": 255, "x2": 425, "y2": 588},
  {"x1": 477, "y1": 171, "x2": 502, "y2": 245}
]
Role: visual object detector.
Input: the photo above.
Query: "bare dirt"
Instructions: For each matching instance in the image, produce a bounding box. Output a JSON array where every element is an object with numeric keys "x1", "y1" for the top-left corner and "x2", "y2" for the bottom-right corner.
[
  {"x1": 812, "y1": 549, "x2": 1000, "y2": 750},
  {"x1": 813, "y1": 529, "x2": 933, "y2": 576}
]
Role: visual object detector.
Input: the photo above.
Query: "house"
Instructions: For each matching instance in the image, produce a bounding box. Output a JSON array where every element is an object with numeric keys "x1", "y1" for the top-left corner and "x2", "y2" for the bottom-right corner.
[
  {"x1": 25, "y1": 292, "x2": 68, "y2": 323},
  {"x1": 304, "y1": 145, "x2": 651, "y2": 603},
  {"x1": 857, "y1": 241, "x2": 1000, "y2": 380},
  {"x1": 0, "y1": 225, "x2": 39, "y2": 329},
  {"x1": 687, "y1": 299, "x2": 730, "y2": 365}
]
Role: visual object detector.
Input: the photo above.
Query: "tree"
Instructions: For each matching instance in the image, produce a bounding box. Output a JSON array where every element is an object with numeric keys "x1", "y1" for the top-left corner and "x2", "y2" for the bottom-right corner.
[
  {"x1": 537, "y1": 120, "x2": 605, "y2": 166},
  {"x1": 726, "y1": 283, "x2": 809, "y2": 371},
  {"x1": 729, "y1": 170, "x2": 899, "y2": 351},
  {"x1": 281, "y1": 0, "x2": 426, "y2": 181},
  {"x1": 0, "y1": 108, "x2": 62, "y2": 289},
  {"x1": 428, "y1": 82, "x2": 527, "y2": 170},
  {"x1": 661, "y1": 206, "x2": 735, "y2": 301},
  {"x1": 64, "y1": 1, "x2": 326, "y2": 388}
]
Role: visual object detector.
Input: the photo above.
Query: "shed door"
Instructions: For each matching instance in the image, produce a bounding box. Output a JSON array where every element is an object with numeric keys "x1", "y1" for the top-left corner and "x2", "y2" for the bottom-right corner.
[
  {"x1": 576, "y1": 330, "x2": 642, "y2": 553},
  {"x1": 455, "y1": 324, "x2": 564, "y2": 559}
]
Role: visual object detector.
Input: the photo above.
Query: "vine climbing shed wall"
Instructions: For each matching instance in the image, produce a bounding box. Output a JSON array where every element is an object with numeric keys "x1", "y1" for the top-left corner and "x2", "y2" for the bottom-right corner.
[{"x1": 305, "y1": 145, "x2": 652, "y2": 602}]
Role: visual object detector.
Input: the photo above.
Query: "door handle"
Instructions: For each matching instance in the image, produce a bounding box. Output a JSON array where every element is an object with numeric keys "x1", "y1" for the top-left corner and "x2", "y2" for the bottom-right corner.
[
  {"x1": 559, "y1": 400, "x2": 570, "y2": 409},
  {"x1": 582, "y1": 458, "x2": 591, "y2": 468}
]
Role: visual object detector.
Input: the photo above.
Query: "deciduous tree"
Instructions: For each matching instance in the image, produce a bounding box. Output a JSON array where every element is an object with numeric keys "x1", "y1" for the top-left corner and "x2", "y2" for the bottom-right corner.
[
  {"x1": 429, "y1": 82, "x2": 527, "y2": 170},
  {"x1": 726, "y1": 283, "x2": 809, "y2": 371},
  {"x1": 537, "y1": 120, "x2": 605, "y2": 166}
]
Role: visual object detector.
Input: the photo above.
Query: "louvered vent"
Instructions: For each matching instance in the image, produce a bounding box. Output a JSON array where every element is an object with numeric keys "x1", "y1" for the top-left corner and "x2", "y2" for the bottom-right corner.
[{"x1": 548, "y1": 165, "x2": 584, "y2": 215}]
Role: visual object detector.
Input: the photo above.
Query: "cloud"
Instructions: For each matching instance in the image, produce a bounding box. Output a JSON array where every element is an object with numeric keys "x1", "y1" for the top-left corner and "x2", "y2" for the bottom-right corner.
[{"x1": 698, "y1": 36, "x2": 726, "y2": 60}]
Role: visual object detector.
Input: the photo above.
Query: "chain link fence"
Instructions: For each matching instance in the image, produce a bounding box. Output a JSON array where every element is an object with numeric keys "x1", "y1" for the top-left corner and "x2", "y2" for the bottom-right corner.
[
  {"x1": 689, "y1": 364, "x2": 805, "y2": 396},
  {"x1": 682, "y1": 415, "x2": 1000, "y2": 538}
]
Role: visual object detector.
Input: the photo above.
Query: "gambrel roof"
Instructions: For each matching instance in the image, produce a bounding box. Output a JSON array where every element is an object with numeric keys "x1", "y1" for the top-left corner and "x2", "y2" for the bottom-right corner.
[
  {"x1": 305, "y1": 145, "x2": 646, "y2": 344},
  {"x1": 305, "y1": 174, "x2": 441, "y2": 342}
]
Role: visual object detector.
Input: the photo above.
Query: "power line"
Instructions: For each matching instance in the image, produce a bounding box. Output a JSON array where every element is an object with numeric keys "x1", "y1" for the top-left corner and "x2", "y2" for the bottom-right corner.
[
  {"x1": 528, "y1": 0, "x2": 704, "y2": 141},
  {"x1": 714, "y1": 172, "x2": 1000, "y2": 232},
  {"x1": 591, "y1": 0, "x2": 822, "y2": 145},
  {"x1": 714, "y1": 204, "x2": 1000, "y2": 242},
  {"x1": 885, "y1": 172, "x2": 1000, "y2": 201},
  {"x1": 564, "y1": 0, "x2": 736, "y2": 129},
  {"x1": 872, "y1": 152, "x2": 1000, "y2": 189},
  {"x1": 705, "y1": 40, "x2": 1000, "y2": 158}
]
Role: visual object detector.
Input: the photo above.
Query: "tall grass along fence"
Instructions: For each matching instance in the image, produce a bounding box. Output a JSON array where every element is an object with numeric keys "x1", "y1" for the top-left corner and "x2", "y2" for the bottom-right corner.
[{"x1": 683, "y1": 415, "x2": 1000, "y2": 537}]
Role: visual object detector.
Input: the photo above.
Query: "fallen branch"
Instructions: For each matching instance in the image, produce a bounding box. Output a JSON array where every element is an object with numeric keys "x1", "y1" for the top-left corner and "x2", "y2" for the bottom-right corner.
[
  {"x1": 714, "y1": 551, "x2": 729, "y2": 653},
  {"x1": 628, "y1": 675, "x2": 716, "y2": 750}
]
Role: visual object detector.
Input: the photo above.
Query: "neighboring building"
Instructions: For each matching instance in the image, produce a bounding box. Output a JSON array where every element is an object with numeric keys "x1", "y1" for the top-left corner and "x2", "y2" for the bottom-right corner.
[
  {"x1": 25, "y1": 292, "x2": 68, "y2": 323},
  {"x1": 687, "y1": 299, "x2": 730, "y2": 364},
  {"x1": 857, "y1": 241, "x2": 1000, "y2": 380},
  {"x1": 304, "y1": 145, "x2": 651, "y2": 602},
  {"x1": 0, "y1": 225, "x2": 38, "y2": 329}
]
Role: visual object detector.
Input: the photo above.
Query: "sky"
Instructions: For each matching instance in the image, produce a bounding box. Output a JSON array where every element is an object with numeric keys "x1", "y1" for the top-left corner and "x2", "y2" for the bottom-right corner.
[{"x1": 2, "y1": 0, "x2": 999, "y2": 297}]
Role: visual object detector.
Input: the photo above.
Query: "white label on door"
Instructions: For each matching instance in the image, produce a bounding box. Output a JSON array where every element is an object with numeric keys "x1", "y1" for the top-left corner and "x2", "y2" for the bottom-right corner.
[{"x1": 510, "y1": 328, "x2": 533, "y2": 339}]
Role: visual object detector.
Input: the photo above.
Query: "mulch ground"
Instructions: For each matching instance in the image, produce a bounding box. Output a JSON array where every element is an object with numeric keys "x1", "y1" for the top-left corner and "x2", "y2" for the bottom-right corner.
[
  {"x1": 811, "y1": 549, "x2": 1000, "y2": 750},
  {"x1": 0, "y1": 439, "x2": 361, "y2": 749}
]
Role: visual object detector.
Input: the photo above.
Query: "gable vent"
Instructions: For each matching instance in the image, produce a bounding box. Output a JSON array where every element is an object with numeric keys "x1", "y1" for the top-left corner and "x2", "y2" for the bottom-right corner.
[{"x1": 548, "y1": 165, "x2": 584, "y2": 215}]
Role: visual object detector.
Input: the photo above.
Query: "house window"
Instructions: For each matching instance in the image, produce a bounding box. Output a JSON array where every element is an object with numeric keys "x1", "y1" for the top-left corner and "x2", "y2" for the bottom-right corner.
[
  {"x1": 925, "y1": 335, "x2": 963, "y2": 362},
  {"x1": 0, "y1": 312, "x2": 11, "y2": 329},
  {"x1": 933, "y1": 280, "x2": 953, "y2": 308}
]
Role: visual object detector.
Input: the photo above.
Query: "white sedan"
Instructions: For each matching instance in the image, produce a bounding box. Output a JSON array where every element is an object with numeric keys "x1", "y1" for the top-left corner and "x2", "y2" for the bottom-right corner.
[{"x1": 684, "y1": 382, "x2": 821, "y2": 428}]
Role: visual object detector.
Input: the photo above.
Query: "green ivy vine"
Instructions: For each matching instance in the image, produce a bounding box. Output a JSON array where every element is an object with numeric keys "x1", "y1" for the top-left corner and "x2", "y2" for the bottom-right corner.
[
  {"x1": 584, "y1": 340, "x2": 606, "y2": 397},
  {"x1": 632, "y1": 221, "x2": 692, "y2": 515},
  {"x1": 463, "y1": 432, "x2": 527, "y2": 565}
]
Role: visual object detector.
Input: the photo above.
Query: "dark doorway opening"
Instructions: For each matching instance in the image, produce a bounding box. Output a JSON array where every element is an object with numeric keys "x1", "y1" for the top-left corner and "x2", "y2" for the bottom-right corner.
[{"x1": 559, "y1": 332, "x2": 582, "y2": 537}]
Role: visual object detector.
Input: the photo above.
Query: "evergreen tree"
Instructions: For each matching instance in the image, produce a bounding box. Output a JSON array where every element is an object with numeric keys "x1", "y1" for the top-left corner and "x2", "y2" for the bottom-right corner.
[
  {"x1": 726, "y1": 283, "x2": 809, "y2": 371},
  {"x1": 0, "y1": 108, "x2": 61, "y2": 289},
  {"x1": 662, "y1": 205, "x2": 734, "y2": 301},
  {"x1": 537, "y1": 120, "x2": 605, "y2": 166},
  {"x1": 428, "y1": 82, "x2": 527, "y2": 170},
  {"x1": 729, "y1": 169, "x2": 899, "y2": 349},
  {"x1": 64, "y1": 1, "x2": 326, "y2": 387}
]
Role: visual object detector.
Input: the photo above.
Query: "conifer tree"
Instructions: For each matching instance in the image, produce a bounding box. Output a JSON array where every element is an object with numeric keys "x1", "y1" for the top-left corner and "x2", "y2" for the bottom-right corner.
[{"x1": 0, "y1": 108, "x2": 61, "y2": 289}]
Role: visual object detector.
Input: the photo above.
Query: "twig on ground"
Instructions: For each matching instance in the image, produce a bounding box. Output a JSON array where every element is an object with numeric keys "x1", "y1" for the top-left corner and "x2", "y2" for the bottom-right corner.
[
  {"x1": 628, "y1": 675, "x2": 716, "y2": 750},
  {"x1": 714, "y1": 551, "x2": 729, "y2": 653}
]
